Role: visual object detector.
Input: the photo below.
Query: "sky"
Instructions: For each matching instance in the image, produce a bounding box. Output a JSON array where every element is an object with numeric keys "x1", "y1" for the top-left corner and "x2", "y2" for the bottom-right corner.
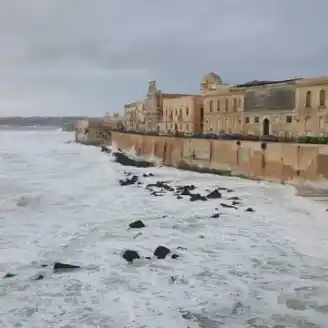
[{"x1": 0, "y1": 0, "x2": 328, "y2": 117}]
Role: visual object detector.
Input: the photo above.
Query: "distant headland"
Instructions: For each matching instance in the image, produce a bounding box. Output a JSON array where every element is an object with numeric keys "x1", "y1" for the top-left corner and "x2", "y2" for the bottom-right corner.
[{"x1": 0, "y1": 116, "x2": 102, "y2": 131}]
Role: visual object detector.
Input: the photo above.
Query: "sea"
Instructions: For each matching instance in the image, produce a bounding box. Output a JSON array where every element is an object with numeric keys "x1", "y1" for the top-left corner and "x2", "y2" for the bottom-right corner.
[{"x1": 1, "y1": 128, "x2": 328, "y2": 328}]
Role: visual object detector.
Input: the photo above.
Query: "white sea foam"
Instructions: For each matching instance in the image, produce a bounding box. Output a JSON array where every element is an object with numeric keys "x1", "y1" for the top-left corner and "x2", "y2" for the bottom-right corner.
[{"x1": 0, "y1": 129, "x2": 328, "y2": 327}]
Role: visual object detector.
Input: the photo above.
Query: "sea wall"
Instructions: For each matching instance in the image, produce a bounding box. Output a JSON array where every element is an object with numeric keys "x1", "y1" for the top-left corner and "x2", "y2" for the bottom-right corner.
[{"x1": 111, "y1": 132, "x2": 328, "y2": 183}]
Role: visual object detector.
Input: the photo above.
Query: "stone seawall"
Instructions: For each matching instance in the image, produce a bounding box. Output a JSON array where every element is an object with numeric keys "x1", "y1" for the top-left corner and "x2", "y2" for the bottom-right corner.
[{"x1": 111, "y1": 132, "x2": 328, "y2": 183}]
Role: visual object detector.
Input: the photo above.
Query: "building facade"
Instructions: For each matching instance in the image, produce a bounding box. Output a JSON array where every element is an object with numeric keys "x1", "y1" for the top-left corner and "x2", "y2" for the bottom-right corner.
[
  {"x1": 124, "y1": 100, "x2": 146, "y2": 131},
  {"x1": 158, "y1": 95, "x2": 203, "y2": 134},
  {"x1": 202, "y1": 73, "x2": 328, "y2": 137}
]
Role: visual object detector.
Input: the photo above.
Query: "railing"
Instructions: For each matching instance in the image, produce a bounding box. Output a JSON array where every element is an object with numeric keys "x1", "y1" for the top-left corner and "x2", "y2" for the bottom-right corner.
[{"x1": 109, "y1": 128, "x2": 328, "y2": 144}]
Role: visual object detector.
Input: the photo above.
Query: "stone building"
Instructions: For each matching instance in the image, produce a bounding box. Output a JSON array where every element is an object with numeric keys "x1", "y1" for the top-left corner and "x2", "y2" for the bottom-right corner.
[
  {"x1": 202, "y1": 73, "x2": 328, "y2": 137},
  {"x1": 202, "y1": 72, "x2": 244, "y2": 133},
  {"x1": 158, "y1": 95, "x2": 203, "y2": 134},
  {"x1": 124, "y1": 80, "x2": 202, "y2": 133},
  {"x1": 124, "y1": 100, "x2": 145, "y2": 131}
]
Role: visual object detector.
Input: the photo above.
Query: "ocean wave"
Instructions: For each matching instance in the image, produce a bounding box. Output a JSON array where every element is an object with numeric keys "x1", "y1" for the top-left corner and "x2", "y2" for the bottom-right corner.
[{"x1": 0, "y1": 130, "x2": 328, "y2": 327}]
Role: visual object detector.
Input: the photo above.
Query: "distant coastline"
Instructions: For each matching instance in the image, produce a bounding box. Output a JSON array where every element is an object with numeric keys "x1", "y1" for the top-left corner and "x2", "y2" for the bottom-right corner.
[{"x1": 0, "y1": 116, "x2": 101, "y2": 131}]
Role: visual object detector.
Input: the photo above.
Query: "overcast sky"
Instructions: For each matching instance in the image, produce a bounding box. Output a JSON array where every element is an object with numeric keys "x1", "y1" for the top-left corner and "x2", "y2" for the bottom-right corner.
[{"x1": 0, "y1": 0, "x2": 327, "y2": 117}]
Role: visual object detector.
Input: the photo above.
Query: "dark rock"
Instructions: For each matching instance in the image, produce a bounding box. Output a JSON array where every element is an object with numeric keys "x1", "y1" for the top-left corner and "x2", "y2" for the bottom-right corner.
[
  {"x1": 154, "y1": 246, "x2": 170, "y2": 259},
  {"x1": 34, "y1": 274, "x2": 44, "y2": 281},
  {"x1": 145, "y1": 256, "x2": 152, "y2": 260},
  {"x1": 147, "y1": 181, "x2": 174, "y2": 192},
  {"x1": 143, "y1": 173, "x2": 154, "y2": 177},
  {"x1": 3, "y1": 273, "x2": 17, "y2": 279},
  {"x1": 227, "y1": 189, "x2": 234, "y2": 192},
  {"x1": 122, "y1": 250, "x2": 140, "y2": 263},
  {"x1": 162, "y1": 215, "x2": 168, "y2": 218},
  {"x1": 137, "y1": 181, "x2": 142, "y2": 185},
  {"x1": 113, "y1": 152, "x2": 154, "y2": 168},
  {"x1": 151, "y1": 191, "x2": 163, "y2": 197},
  {"x1": 176, "y1": 195, "x2": 183, "y2": 199},
  {"x1": 190, "y1": 193, "x2": 207, "y2": 202},
  {"x1": 40, "y1": 264, "x2": 48, "y2": 268},
  {"x1": 101, "y1": 145, "x2": 111, "y2": 153},
  {"x1": 53, "y1": 262, "x2": 81, "y2": 272},
  {"x1": 220, "y1": 203, "x2": 237, "y2": 209},
  {"x1": 217, "y1": 187, "x2": 229, "y2": 191},
  {"x1": 171, "y1": 253, "x2": 179, "y2": 259},
  {"x1": 245, "y1": 207, "x2": 255, "y2": 212},
  {"x1": 199, "y1": 235, "x2": 205, "y2": 239},
  {"x1": 129, "y1": 220, "x2": 146, "y2": 229},
  {"x1": 181, "y1": 187, "x2": 192, "y2": 196},
  {"x1": 228, "y1": 196, "x2": 240, "y2": 200},
  {"x1": 177, "y1": 246, "x2": 187, "y2": 251},
  {"x1": 119, "y1": 175, "x2": 139, "y2": 186},
  {"x1": 206, "y1": 189, "x2": 222, "y2": 199},
  {"x1": 211, "y1": 213, "x2": 220, "y2": 218},
  {"x1": 176, "y1": 185, "x2": 195, "y2": 191},
  {"x1": 133, "y1": 232, "x2": 142, "y2": 239},
  {"x1": 232, "y1": 201, "x2": 241, "y2": 206}
]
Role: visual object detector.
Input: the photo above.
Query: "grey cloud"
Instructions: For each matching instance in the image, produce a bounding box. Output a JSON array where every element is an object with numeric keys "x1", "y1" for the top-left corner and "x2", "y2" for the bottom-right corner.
[{"x1": 0, "y1": 0, "x2": 327, "y2": 116}]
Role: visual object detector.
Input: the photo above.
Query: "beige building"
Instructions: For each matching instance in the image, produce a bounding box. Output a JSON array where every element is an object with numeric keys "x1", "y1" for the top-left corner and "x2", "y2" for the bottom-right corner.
[
  {"x1": 158, "y1": 95, "x2": 203, "y2": 134},
  {"x1": 202, "y1": 72, "x2": 328, "y2": 137},
  {"x1": 124, "y1": 100, "x2": 146, "y2": 131}
]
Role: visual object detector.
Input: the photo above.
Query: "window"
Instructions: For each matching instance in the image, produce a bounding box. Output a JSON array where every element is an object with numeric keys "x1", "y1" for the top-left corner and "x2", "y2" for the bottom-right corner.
[
  {"x1": 233, "y1": 98, "x2": 237, "y2": 111},
  {"x1": 217, "y1": 100, "x2": 220, "y2": 111},
  {"x1": 209, "y1": 100, "x2": 213, "y2": 112},
  {"x1": 186, "y1": 107, "x2": 189, "y2": 115},
  {"x1": 286, "y1": 116, "x2": 292, "y2": 123},
  {"x1": 238, "y1": 98, "x2": 242, "y2": 108},
  {"x1": 254, "y1": 117, "x2": 259, "y2": 123},
  {"x1": 165, "y1": 124, "x2": 168, "y2": 129},
  {"x1": 305, "y1": 91, "x2": 311, "y2": 107},
  {"x1": 319, "y1": 116, "x2": 324, "y2": 128},
  {"x1": 186, "y1": 124, "x2": 188, "y2": 131},
  {"x1": 245, "y1": 117, "x2": 250, "y2": 123},
  {"x1": 179, "y1": 124, "x2": 182, "y2": 130},
  {"x1": 320, "y1": 89, "x2": 326, "y2": 107},
  {"x1": 225, "y1": 99, "x2": 229, "y2": 111}
]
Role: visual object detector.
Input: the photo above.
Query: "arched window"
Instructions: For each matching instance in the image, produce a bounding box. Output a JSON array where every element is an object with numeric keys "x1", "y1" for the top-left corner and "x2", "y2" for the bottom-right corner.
[
  {"x1": 305, "y1": 91, "x2": 311, "y2": 108},
  {"x1": 225, "y1": 99, "x2": 229, "y2": 111},
  {"x1": 319, "y1": 89, "x2": 326, "y2": 107}
]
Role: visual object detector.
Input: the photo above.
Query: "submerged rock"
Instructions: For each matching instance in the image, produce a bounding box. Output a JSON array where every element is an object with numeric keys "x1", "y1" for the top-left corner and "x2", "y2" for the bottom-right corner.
[
  {"x1": 101, "y1": 145, "x2": 111, "y2": 153},
  {"x1": 211, "y1": 213, "x2": 220, "y2": 218},
  {"x1": 129, "y1": 220, "x2": 146, "y2": 229},
  {"x1": 3, "y1": 273, "x2": 17, "y2": 279},
  {"x1": 34, "y1": 274, "x2": 44, "y2": 281},
  {"x1": 206, "y1": 189, "x2": 222, "y2": 199},
  {"x1": 53, "y1": 262, "x2": 81, "y2": 272},
  {"x1": 190, "y1": 194, "x2": 207, "y2": 202},
  {"x1": 245, "y1": 207, "x2": 255, "y2": 212},
  {"x1": 153, "y1": 246, "x2": 170, "y2": 259},
  {"x1": 113, "y1": 152, "x2": 154, "y2": 168},
  {"x1": 119, "y1": 175, "x2": 139, "y2": 186},
  {"x1": 220, "y1": 203, "x2": 237, "y2": 209},
  {"x1": 147, "y1": 181, "x2": 174, "y2": 192},
  {"x1": 122, "y1": 250, "x2": 141, "y2": 263}
]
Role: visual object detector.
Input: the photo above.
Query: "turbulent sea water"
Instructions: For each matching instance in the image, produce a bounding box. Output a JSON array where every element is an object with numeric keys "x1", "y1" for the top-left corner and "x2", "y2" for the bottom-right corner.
[{"x1": 1, "y1": 129, "x2": 328, "y2": 328}]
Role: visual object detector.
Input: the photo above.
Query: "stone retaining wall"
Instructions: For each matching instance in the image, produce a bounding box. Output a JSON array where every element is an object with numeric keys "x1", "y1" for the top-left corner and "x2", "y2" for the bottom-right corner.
[{"x1": 111, "y1": 132, "x2": 328, "y2": 182}]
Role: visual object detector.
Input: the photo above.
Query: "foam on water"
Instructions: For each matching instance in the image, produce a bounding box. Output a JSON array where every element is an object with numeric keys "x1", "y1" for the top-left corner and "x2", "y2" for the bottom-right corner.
[{"x1": 1, "y1": 130, "x2": 328, "y2": 327}]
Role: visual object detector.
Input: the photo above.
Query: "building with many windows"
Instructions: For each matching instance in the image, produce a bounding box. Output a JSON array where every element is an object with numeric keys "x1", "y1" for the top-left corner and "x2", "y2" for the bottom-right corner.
[
  {"x1": 158, "y1": 95, "x2": 203, "y2": 134},
  {"x1": 202, "y1": 72, "x2": 328, "y2": 137}
]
